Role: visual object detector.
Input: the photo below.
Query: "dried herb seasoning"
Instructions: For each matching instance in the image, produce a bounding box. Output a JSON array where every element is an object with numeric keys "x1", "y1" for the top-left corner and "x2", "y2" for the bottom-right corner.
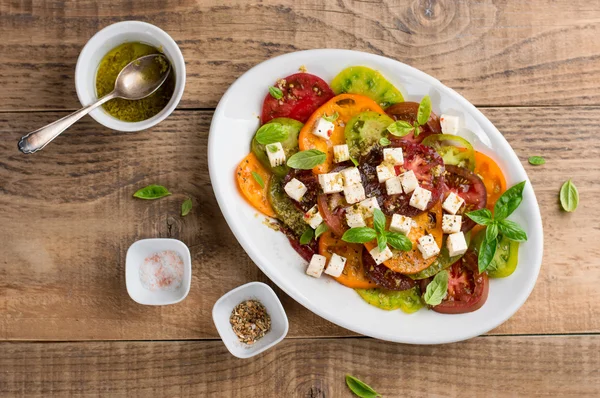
[{"x1": 230, "y1": 299, "x2": 271, "y2": 345}]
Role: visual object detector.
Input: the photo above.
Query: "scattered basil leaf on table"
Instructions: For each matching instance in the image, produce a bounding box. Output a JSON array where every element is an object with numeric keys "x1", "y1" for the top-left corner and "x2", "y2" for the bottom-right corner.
[
  {"x1": 342, "y1": 227, "x2": 378, "y2": 244},
  {"x1": 528, "y1": 156, "x2": 545, "y2": 165},
  {"x1": 345, "y1": 375, "x2": 381, "y2": 398},
  {"x1": 251, "y1": 171, "x2": 265, "y2": 188},
  {"x1": 560, "y1": 179, "x2": 579, "y2": 212},
  {"x1": 287, "y1": 149, "x2": 327, "y2": 169},
  {"x1": 416, "y1": 95, "x2": 432, "y2": 126},
  {"x1": 255, "y1": 123, "x2": 288, "y2": 145},
  {"x1": 181, "y1": 198, "x2": 193, "y2": 217},
  {"x1": 300, "y1": 229, "x2": 314, "y2": 245},
  {"x1": 385, "y1": 232, "x2": 412, "y2": 251},
  {"x1": 387, "y1": 120, "x2": 414, "y2": 137},
  {"x1": 133, "y1": 184, "x2": 171, "y2": 200},
  {"x1": 268, "y1": 86, "x2": 283, "y2": 99},
  {"x1": 379, "y1": 137, "x2": 391, "y2": 146},
  {"x1": 423, "y1": 270, "x2": 448, "y2": 306},
  {"x1": 315, "y1": 223, "x2": 329, "y2": 239},
  {"x1": 323, "y1": 112, "x2": 339, "y2": 122}
]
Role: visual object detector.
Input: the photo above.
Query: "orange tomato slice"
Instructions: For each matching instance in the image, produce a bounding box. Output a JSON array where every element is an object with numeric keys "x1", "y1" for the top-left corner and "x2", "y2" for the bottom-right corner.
[
  {"x1": 474, "y1": 151, "x2": 507, "y2": 211},
  {"x1": 298, "y1": 94, "x2": 386, "y2": 174},
  {"x1": 236, "y1": 152, "x2": 276, "y2": 217}
]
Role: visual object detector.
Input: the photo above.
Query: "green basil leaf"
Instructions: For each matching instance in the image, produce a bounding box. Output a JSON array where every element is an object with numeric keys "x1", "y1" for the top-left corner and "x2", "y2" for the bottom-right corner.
[
  {"x1": 323, "y1": 112, "x2": 339, "y2": 122},
  {"x1": 385, "y1": 232, "x2": 412, "y2": 251},
  {"x1": 379, "y1": 137, "x2": 391, "y2": 146},
  {"x1": 417, "y1": 95, "x2": 432, "y2": 126},
  {"x1": 266, "y1": 144, "x2": 279, "y2": 153},
  {"x1": 413, "y1": 121, "x2": 421, "y2": 137},
  {"x1": 300, "y1": 229, "x2": 314, "y2": 245},
  {"x1": 255, "y1": 123, "x2": 288, "y2": 145},
  {"x1": 373, "y1": 208, "x2": 386, "y2": 235},
  {"x1": 350, "y1": 156, "x2": 359, "y2": 167},
  {"x1": 478, "y1": 237, "x2": 497, "y2": 273},
  {"x1": 466, "y1": 208, "x2": 493, "y2": 225},
  {"x1": 251, "y1": 171, "x2": 265, "y2": 188},
  {"x1": 133, "y1": 184, "x2": 171, "y2": 200},
  {"x1": 342, "y1": 227, "x2": 377, "y2": 244},
  {"x1": 377, "y1": 233, "x2": 387, "y2": 252},
  {"x1": 423, "y1": 270, "x2": 448, "y2": 306},
  {"x1": 181, "y1": 198, "x2": 193, "y2": 216},
  {"x1": 528, "y1": 156, "x2": 545, "y2": 165},
  {"x1": 386, "y1": 120, "x2": 414, "y2": 137},
  {"x1": 494, "y1": 181, "x2": 526, "y2": 220},
  {"x1": 345, "y1": 375, "x2": 381, "y2": 398},
  {"x1": 287, "y1": 149, "x2": 327, "y2": 170},
  {"x1": 269, "y1": 86, "x2": 283, "y2": 99},
  {"x1": 486, "y1": 221, "x2": 498, "y2": 242},
  {"x1": 315, "y1": 223, "x2": 329, "y2": 239},
  {"x1": 560, "y1": 179, "x2": 579, "y2": 212},
  {"x1": 498, "y1": 219, "x2": 528, "y2": 242}
]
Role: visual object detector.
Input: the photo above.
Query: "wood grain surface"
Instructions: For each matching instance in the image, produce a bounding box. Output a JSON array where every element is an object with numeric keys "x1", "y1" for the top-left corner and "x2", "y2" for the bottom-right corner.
[
  {"x1": 1, "y1": 107, "x2": 598, "y2": 340},
  {"x1": 1, "y1": 0, "x2": 600, "y2": 111}
]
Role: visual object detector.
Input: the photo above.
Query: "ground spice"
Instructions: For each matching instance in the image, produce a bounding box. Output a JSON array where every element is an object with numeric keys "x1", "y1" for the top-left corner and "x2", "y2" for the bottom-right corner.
[{"x1": 229, "y1": 299, "x2": 271, "y2": 345}]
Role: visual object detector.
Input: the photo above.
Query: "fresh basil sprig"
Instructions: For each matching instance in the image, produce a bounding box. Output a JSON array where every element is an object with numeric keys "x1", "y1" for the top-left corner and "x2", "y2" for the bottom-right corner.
[
  {"x1": 287, "y1": 149, "x2": 326, "y2": 169},
  {"x1": 423, "y1": 270, "x2": 448, "y2": 306},
  {"x1": 255, "y1": 123, "x2": 288, "y2": 145},
  {"x1": 466, "y1": 181, "x2": 528, "y2": 272},
  {"x1": 386, "y1": 120, "x2": 414, "y2": 137},
  {"x1": 345, "y1": 375, "x2": 381, "y2": 398},
  {"x1": 386, "y1": 95, "x2": 431, "y2": 138},
  {"x1": 269, "y1": 86, "x2": 283, "y2": 99},
  {"x1": 560, "y1": 179, "x2": 579, "y2": 212},
  {"x1": 342, "y1": 208, "x2": 412, "y2": 251},
  {"x1": 133, "y1": 184, "x2": 171, "y2": 200}
]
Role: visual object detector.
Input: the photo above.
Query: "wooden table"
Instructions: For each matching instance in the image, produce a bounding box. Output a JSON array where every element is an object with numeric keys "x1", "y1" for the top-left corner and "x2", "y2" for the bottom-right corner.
[{"x1": 1, "y1": 1, "x2": 599, "y2": 396}]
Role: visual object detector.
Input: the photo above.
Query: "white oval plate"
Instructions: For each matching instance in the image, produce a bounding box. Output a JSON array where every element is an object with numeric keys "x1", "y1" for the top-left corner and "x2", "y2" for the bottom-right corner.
[{"x1": 208, "y1": 50, "x2": 543, "y2": 344}]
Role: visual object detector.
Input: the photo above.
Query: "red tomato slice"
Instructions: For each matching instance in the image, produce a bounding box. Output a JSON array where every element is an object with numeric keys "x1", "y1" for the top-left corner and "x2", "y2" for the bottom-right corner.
[
  {"x1": 442, "y1": 165, "x2": 487, "y2": 232},
  {"x1": 385, "y1": 102, "x2": 441, "y2": 143},
  {"x1": 280, "y1": 224, "x2": 318, "y2": 262},
  {"x1": 362, "y1": 248, "x2": 417, "y2": 291},
  {"x1": 317, "y1": 193, "x2": 347, "y2": 238},
  {"x1": 261, "y1": 73, "x2": 335, "y2": 124}
]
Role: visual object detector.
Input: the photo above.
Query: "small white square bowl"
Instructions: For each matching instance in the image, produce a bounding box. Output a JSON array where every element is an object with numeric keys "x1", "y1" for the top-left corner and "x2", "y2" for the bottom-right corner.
[
  {"x1": 125, "y1": 238, "x2": 192, "y2": 305},
  {"x1": 213, "y1": 282, "x2": 289, "y2": 359}
]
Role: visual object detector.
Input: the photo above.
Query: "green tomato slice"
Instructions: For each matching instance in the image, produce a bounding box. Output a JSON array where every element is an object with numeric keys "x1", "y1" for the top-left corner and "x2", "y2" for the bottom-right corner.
[
  {"x1": 422, "y1": 134, "x2": 476, "y2": 171},
  {"x1": 331, "y1": 66, "x2": 404, "y2": 108},
  {"x1": 267, "y1": 177, "x2": 307, "y2": 236},
  {"x1": 355, "y1": 286, "x2": 424, "y2": 313},
  {"x1": 251, "y1": 117, "x2": 303, "y2": 177},
  {"x1": 344, "y1": 111, "x2": 394, "y2": 159},
  {"x1": 472, "y1": 230, "x2": 520, "y2": 278}
]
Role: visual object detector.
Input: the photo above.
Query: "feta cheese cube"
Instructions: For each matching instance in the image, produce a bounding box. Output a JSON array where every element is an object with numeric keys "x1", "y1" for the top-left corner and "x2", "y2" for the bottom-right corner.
[
  {"x1": 383, "y1": 148, "x2": 404, "y2": 165},
  {"x1": 447, "y1": 231, "x2": 468, "y2": 257},
  {"x1": 417, "y1": 234, "x2": 440, "y2": 260},
  {"x1": 400, "y1": 170, "x2": 419, "y2": 193},
  {"x1": 333, "y1": 144, "x2": 350, "y2": 163},
  {"x1": 340, "y1": 167, "x2": 362, "y2": 187},
  {"x1": 312, "y1": 117, "x2": 335, "y2": 140},
  {"x1": 358, "y1": 197, "x2": 381, "y2": 217},
  {"x1": 369, "y1": 245, "x2": 394, "y2": 265},
  {"x1": 266, "y1": 142, "x2": 286, "y2": 167},
  {"x1": 346, "y1": 210, "x2": 367, "y2": 228},
  {"x1": 376, "y1": 163, "x2": 396, "y2": 183},
  {"x1": 318, "y1": 172, "x2": 344, "y2": 194},
  {"x1": 385, "y1": 176, "x2": 403, "y2": 195},
  {"x1": 409, "y1": 186, "x2": 432, "y2": 211},
  {"x1": 344, "y1": 183, "x2": 366, "y2": 204},
  {"x1": 442, "y1": 192, "x2": 465, "y2": 215},
  {"x1": 440, "y1": 114, "x2": 460, "y2": 135},
  {"x1": 284, "y1": 178, "x2": 307, "y2": 202},
  {"x1": 304, "y1": 205, "x2": 324, "y2": 229},
  {"x1": 442, "y1": 214, "x2": 462, "y2": 234},
  {"x1": 324, "y1": 253, "x2": 346, "y2": 277},
  {"x1": 306, "y1": 254, "x2": 327, "y2": 278},
  {"x1": 390, "y1": 214, "x2": 412, "y2": 235}
]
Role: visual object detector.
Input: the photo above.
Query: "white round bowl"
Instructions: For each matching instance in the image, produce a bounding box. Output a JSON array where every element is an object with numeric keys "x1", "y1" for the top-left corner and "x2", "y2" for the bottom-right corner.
[
  {"x1": 208, "y1": 49, "x2": 544, "y2": 344},
  {"x1": 75, "y1": 21, "x2": 186, "y2": 132}
]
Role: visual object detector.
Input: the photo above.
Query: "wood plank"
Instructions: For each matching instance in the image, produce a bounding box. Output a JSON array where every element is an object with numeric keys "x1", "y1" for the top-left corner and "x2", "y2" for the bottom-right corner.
[
  {"x1": 0, "y1": 107, "x2": 598, "y2": 340},
  {"x1": 1, "y1": 336, "x2": 599, "y2": 396},
  {"x1": 1, "y1": 0, "x2": 600, "y2": 111}
]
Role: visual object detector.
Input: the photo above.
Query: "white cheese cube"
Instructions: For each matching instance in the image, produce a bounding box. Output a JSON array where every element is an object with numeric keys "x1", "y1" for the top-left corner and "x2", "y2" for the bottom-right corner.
[
  {"x1": 447, "y1": 231, "x2": 468, "y2": 257},
  {"x1": 390, "y1": 214, "x2": 412, "y2": 235},
  {"x1": 303, "y1": 205, "x2": 324, "y2": 229},
  {"x1": 324, "y1": 253, "x2": 346, "y2": 277},
  {"x1": 409, "y1": 186, "x2": 432, "y2": 211},
  {"x1": 346, "y1": 210, "x2": 366, "y2": 228},
  {"x1": 358, "y1": 197, "x2": 381, "y2": 217},
  {"x1": 318, "y1": 173, "x2": 344, "y2": 194},
  {"x1": 312, "y1": 117, "x2": 335, "y2": 140},
  {"x1": 417, "y1": 234, "x2": 440, "y2": 260},
  {"x1": 306, "y1": 254, "x2": 327, "y2": 278},
  {"x1": 442, "y1": 192, "x2": 465, "y2": 215},
  {"x1": 284, "y1": 178, "x2": 307, "y2": 202},
  {"x1": 333, "y1": 144, "x2": 350, "y2": 163},
  {"x1": 400, "y1": 170, "x2": 419, "y2": 193},
  {"x1": 343, "y1": 183, "x2": 366, "y2": 205},
  {"x1": 370, "y1": 245, "x2": 393, "y2": 265},
  {"x1": 383, "y1": 148, "x2": 404, "y2": 165},
  {"x1": 385, "y1": 176, "x2": 403, "y2": 195},
  {"x1": 376, "y1": 163, "x2": 396, "y2": 183},
  {"x1": 340, "y1": 167, "x2": 362, "y2": 187},
  {"x1": 442, "y1": 215, "x2": 462, "y2": 234},
  {"x1": 266, "y1": 142, "x2": 286, "y2": 167},
  {"x1": 440, "y1": 114, "x2": 460, "y2": 135}
]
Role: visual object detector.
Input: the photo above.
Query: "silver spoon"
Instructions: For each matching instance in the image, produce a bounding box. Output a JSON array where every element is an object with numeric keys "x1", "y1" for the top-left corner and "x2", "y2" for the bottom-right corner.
[{"x1": 18, "y1": 54, "x2": 172, "y2": 154}]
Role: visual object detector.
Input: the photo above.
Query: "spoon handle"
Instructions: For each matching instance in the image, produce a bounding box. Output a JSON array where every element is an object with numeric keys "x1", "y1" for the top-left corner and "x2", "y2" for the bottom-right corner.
[{"x1": 18, "y1": 92, "x2": 118, "y2": 154}]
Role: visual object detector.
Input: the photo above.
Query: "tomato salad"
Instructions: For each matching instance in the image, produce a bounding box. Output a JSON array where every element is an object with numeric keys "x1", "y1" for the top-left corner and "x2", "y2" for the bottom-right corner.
[{"x1": 236, "y1": 66, "x2": 528, "y2": 314}]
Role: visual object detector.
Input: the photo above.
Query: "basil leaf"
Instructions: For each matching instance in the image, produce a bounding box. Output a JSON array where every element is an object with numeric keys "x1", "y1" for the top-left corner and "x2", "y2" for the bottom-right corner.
[
  {"x1": 498, "y1": 219, "x2": 528, "y2": 242},
  {"x1": 560, "y1": 179, "x2": 579, "y2": 212},
  {"x1": 486, "y1": 221, "x2": 498, "y2": 242},
  {"x1": 373, "y1": 208, "x2": 386, "y2": 235},
  {"x1": 478, "y1": 237, "x2": 497, "y2": 273},
  {"x1": 133, "y1": 184, "x2": 171, "y2": 200},
  {"x1": 377, "y1": 233, "x2": 387, "y2": 252},
  {"x1": 300, "y1": 229, "x2": 314, "y2": 245},
  {"x1": 494, "y1": 181, "x2": 526, "y2": 220},
  {"x1": 466, "y1": 208, "x2": 493, "y2": 225},
  {"x1": 315, "y1": 223, "x2": 328, "y2": 239},
  {"x1": 417, "y1": 95, "x2": 432, "y2": 126},
  {"x1": 423, "y1": 270, "x2": 448, "y2": 306},
  {"x1": 181, "y1": 198, "x2": 192, "y2": 216},
  {"x1": 413, "y1": 122, "x2": 421, "y2": 137},
  {"x1": 323, "y1": 112, "x2": 339, "y2": 122},
  {"x1": 255, "y1": 123, "x2": 288, "y2": 145},
  {"x1": 528, "y1": 156, "x2": 545, "y2": 165},
  {"x1": 266, "y1": 144, "x2": 279, "y2": 153},
  {"x1": 251, "y1": 171, "x2": 265, "y2": 188},
  {"x1": 287, "y1": 149, "x2": 327, "y2": 170},
  {"x1": 269, "y1": 86, "x2": 283, "y2": 99},
  {"x1": 386, "y1": 120, "x2": 414, "y2": 137},
  {"x1": 385, "y1": 232, "x2": 412, "y2": 251},
  {"x1": 345, "y1": 375, "x2": 381, "y2": 398},
  {"x1": 350, "y1": 156, "x2": 359, "y2": 167},
  {"x1": 342, "y1": 227, "x2": 377, "y2": 244},
  {"x1": 379, "y1": 137, "x2": 391, "y2": 146}
]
